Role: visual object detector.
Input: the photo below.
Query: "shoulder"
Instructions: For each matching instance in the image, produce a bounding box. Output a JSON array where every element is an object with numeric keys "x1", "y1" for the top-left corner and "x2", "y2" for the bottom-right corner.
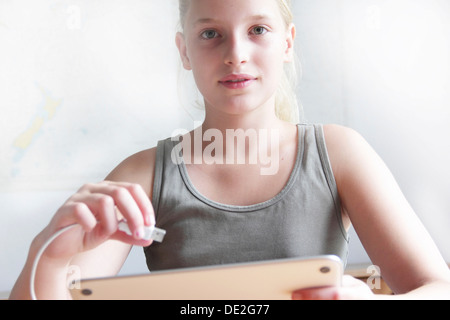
[
  {"x1": 322, "y1": 123, "x2": 366, "y2": 148},
  {"x1": 321, "y1": 124, "x2": 377, "y2": 175},
  {"x1": 321, "y1": 124, "x2": 390, "y2": 205},
  {"x1": 323, "y1": 124, "x2": 375, "y2": 175},
  {"x1": 321, "y1": 125, "x2": 450, "y2": 294},
  {"x1": 105, "y1": 147, "x2": 158, "y2": 197},
  {"x1": 321, "y1": 124, "x2": 399, "y2": 220}
]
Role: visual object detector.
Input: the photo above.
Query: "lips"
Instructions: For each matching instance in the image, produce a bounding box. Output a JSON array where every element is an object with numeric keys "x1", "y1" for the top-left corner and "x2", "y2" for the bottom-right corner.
[{"x1": 219, "y1": 74, "x2": 257, "y2": 89}]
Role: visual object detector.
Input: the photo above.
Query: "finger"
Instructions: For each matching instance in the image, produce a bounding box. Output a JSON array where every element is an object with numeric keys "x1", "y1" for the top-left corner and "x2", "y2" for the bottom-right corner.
[
  {"x1": 292, "y1": 276, "x2": 375, "y2": 300},
  {"x1": 82, "y1": 182, "x2": 147, "y2": 239},
  {"x1": 110, "y1": 229, "x2": 153, "y2": 247},
  {"x1": 339, "y1": 275, "x2": 376, "y2": 299},
  {"x1": 292, "y1": 286, "x2": 339, "y2": 300},
  {"x1": 57, "y1": 201, "x2": 97, "y2": 232},
  {"x1": 45, "y1": 202, "x2": 97, "y2": 258},
  {"x1": 68, "y1": 192, "x2": 119, "y2": 236},
  {"x1": 87, "y1": 193, "x2": 118, "y2": 237},
  {"x1": 106, "y1": 181, "x2": 155, "y2": 226}
]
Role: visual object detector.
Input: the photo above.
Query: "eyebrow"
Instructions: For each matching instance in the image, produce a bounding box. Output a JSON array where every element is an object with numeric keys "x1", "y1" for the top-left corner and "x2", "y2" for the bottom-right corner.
[{"x1": 194, "y1": 14, "x2": 272, "y2": 26}]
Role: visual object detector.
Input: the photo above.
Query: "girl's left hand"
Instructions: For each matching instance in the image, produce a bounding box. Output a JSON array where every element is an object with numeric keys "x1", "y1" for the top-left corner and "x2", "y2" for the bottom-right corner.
[{"x1": 292, "y1": 275, "x2": 378, "y2": 300}]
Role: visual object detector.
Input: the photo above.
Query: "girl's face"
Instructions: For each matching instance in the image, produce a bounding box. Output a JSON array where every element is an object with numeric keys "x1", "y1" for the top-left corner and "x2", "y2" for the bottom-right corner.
[{"x1": 176, "y1": 0, "x2": 295, "y2": 120}]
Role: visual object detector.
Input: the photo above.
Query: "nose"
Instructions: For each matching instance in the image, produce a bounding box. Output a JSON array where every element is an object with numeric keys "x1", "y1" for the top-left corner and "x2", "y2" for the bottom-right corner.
[{"x1": 223, "y1": 34, "x2": 249, "y2": 66}]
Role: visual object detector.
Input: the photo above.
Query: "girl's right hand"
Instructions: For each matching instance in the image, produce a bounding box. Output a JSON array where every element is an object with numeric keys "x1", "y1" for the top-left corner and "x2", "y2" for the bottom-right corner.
[{"x1": 36, "y1": 181, "x2": 155, "y2": 264}]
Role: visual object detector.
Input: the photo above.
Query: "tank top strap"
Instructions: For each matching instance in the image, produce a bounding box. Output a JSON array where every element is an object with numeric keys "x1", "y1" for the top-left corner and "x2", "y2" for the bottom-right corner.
[
  {"x1": 311, "y1": 124, "x2": 348, "y2": 241},
  {"x1": 152, "y1": 139, "x2": 166, "y2": 220}
]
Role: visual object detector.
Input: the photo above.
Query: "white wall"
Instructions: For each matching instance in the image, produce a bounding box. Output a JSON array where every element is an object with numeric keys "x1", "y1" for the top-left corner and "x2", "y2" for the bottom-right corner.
[
  {"x1": 1, "y1": 0, "x2": 449, "y2": 297},
  {"x1": 293, "y1": 0, "x2": 450, "y2": 264},
  {"x1": 0, "y1": 0, "x2": 189, "y2": 296}
]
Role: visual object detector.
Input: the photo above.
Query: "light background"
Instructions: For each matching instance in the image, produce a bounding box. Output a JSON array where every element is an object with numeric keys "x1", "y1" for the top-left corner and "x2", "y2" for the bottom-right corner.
[{"x1": 1, "y1": 0, "x2": 449, "y2": 297}]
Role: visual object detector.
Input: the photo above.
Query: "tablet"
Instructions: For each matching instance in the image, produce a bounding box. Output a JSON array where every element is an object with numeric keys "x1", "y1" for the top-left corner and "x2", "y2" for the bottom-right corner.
[{"x1": 70, "y1": 255, "x2": 343, "y2": 300}]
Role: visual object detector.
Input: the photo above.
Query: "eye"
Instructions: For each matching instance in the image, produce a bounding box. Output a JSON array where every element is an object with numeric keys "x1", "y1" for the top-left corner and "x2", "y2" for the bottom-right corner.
[
  {"x1": 251, "y1": 26, "x2": 268, "y2": 35},
  {"x1": 201, "y1": 29, "x2": 219, "y2": 40}
]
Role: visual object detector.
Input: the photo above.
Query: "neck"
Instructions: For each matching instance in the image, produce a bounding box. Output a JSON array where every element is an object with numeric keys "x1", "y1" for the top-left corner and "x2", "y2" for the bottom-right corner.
[
  {"x1": 180, "y1": 100, "x2": 297, "y2": 173},
  {"x1": 201, "y1": 98, "x2": 283, "y2": 133}
]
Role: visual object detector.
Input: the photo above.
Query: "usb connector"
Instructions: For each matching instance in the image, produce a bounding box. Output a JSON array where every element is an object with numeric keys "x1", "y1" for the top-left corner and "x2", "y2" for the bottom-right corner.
[{"x1": 118, "y1": 220, "x2": 166, "y2": 242}]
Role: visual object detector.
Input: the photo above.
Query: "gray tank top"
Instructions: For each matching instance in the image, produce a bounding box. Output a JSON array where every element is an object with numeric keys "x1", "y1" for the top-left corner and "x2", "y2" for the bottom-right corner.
[{"x1": 144, "y1": 124, "x2": 349, "y2": 271}]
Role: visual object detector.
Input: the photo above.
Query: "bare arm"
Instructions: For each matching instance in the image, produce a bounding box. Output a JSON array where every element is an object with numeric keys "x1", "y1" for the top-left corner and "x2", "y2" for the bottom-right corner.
[
  {"x1": 294, "y1": 125, "x2": 450, "y2": 299},
  {"x1": 9, "y1": 148, "x2": 157, "y2": 300},
  {"x1": 69, "y1": 148, "x2": 157, "y2": 279},
  {"x1": 332, "y1": 125, "x2": 450, "y2": 298}
]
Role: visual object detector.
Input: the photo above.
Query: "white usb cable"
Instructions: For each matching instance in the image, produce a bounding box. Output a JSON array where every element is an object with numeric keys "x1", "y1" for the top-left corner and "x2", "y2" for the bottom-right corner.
[
  {"x1": 30, "y1": 222, "x2": 166, "y2": 300},
  {"x1": 30, "y1": 224, "x2": 78, "y2": 300}
]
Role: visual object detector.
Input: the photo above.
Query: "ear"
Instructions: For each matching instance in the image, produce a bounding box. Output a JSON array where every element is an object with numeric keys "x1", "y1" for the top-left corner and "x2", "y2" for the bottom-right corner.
[
  {"x1": 175, "y1": 32, "x2": 192, "y2": 70},
  {"x1": 283, "y1": 23, "x2": 296, "y2": 63}
]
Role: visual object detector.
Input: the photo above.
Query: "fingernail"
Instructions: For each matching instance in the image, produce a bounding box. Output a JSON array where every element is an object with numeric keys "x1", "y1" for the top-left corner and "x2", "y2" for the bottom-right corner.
[
  {"x1": 292, "y1": 292, "x2": 303, "y2": 300},
  {"x1": 135, "y1": 227, "x2": 144, "y2": 239},
  {"x1": 147, "y1": 215, "x2": 155, "y2": 226}
]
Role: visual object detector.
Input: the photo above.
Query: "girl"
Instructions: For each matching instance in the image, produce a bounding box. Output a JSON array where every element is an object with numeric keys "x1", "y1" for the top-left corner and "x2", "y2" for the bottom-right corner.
[{"x1": 10, "y1": 0, "x2": 450, "y2": 299}]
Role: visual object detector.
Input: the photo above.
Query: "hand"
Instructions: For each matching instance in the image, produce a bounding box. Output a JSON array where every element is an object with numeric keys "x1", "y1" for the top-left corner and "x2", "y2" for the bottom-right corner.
[
  {"x1": 292, "y1": 275, "x2": 377, "y2": 300},
  {"x1": 38, "y1": 181, "x2": 155, "y2": 263}
]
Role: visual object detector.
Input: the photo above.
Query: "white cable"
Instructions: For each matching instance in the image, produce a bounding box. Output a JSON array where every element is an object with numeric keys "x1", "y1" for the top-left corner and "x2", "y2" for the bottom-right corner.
[
  {"x1": 30, "y1": 224, "x2": 78, "y2": 300},
  {"x1": 29, "y1": 222, "x2": 166, "y2": 300}
]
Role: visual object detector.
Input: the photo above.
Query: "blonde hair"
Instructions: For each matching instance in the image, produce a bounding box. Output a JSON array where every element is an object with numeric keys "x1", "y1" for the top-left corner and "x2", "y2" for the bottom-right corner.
[{"x1": 178, "y1": 0, "x2": 302, "y2": 124}]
